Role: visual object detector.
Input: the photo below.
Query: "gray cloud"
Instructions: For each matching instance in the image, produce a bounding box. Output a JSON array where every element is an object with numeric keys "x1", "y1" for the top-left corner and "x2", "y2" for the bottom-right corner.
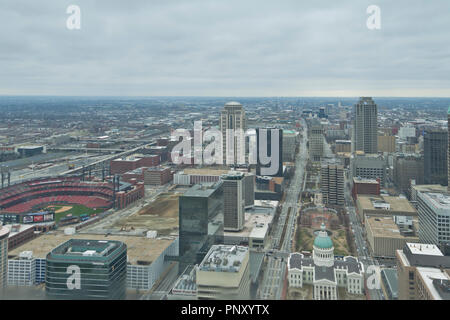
[{"x1": 0, "y1": 0, "x2": 449, "y2": 96}]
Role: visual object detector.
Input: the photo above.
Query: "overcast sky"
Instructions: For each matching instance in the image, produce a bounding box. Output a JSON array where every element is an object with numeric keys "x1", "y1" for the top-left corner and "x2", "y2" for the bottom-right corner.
[{"x1": 1, "y1": 0, "x2": 449, "y2": 97}]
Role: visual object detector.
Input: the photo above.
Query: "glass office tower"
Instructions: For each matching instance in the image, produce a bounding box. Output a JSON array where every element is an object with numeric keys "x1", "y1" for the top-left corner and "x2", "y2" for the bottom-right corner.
[
  {"x1": 178, "y1": 181, "x2": 224, "y2": 274},
  {"x1": 424, "y1": 128, "x2": 448, "y2": 186},
  {"x1": 45, "y1": 239, "x2": 127, "y2": 300}
]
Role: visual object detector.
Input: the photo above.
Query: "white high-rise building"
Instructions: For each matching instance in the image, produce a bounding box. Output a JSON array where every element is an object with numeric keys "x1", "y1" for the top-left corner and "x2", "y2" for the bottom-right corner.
[
  {"x1": 7, "y1": 251, "x2": 36, "y2": 286},
  {"x1": 220, "y1": 102, "x2": 246, "y2": 165},
  {"x1": 398, "y1": 126, "x2": 416, "y2": 140},
  {"x1": 417, "y1": 192, "x2": 450, "y2": 246}
]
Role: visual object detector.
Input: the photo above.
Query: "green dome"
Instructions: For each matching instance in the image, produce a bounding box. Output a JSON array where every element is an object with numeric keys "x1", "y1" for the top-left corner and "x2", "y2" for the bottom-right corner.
[
  {"x1": 314, "y1": 223, "x2": 333, "y2": 249},
  {"x1": 314, "y1": 236, "x2": 333, "y2": 249}
]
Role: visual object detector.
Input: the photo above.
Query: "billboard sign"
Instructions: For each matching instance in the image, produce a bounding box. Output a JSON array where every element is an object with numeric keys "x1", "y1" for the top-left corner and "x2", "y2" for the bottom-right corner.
[
  {"x1": 33, "y1": 215, "x2": 44, "y2": 222},
  {"x1": 23, "y1": 215, "x2": 33, "y2": 223}
]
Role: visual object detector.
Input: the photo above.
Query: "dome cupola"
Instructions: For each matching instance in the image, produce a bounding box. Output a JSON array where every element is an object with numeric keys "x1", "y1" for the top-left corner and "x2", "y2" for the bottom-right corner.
[
  {"x1": 313, "y1": 223, "x2": 333, "y2": 249},
  {"x1": 313, "y1": 223, "x2": 334, "y2": 267}
]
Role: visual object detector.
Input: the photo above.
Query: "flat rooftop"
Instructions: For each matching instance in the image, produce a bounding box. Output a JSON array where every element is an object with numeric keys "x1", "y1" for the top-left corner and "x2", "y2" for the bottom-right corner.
[
  {"x1": 146, "y1": 166, "x2": 170, "y2": 172},
  {"x1": 366, "y1": 216, "x2": 418, "y2": 239},
  {"x1": 182, "y1": 182, "x2": 222, "y2": 198},
  {"x1": 416, "y1": 267, "x2": 450, "y2": 300},
  {"x1": 246, "y1": 205, "x2": 276, "y2": 216},
  {"x1": 406, "y1": 243, "x2": 443, "y2": 256},
  {"x1": 254, "y1": 200, "x2": 279, "y2": 208},
  {"x1": 8, "y1": 232, "x2": 173, "y2": 265},
  {"x1": 18, "y1": 146, "x2": 43, "y2": 150},
  {"x1": 321, "y1": 161, "x2": 343, "y2": 168},
  {"x1": 0, "y1": 226, "x2": 9, "y2": 239},
  {"x1": 357, "y1": 195, "x2": 416, "y2": 214},
  {"x1": 420, "y1": 192, "x2": 450, "y2": 211},
  {"x1": 353, "y1": 177, "x2": 379, "y2": 184},
  {"x1": 146, "y1": 146, "x2": 167, "y2": 150},
  {"x1": 124, "y1": 167, "x2": 146, "y2": 175},
  {"x1": 133, "y1": 153, "x2": 158, "y2": 158},
  {"x1": 4, "y1": 224, "x2": 34, "y2": 237},
  {"x1": 113, "y1": 157, "x2": 141, "y2": 162},
  {"x1": 51, "y1": 239, "x2": 123, "y2": 259},
  {"x1": 182, "y1": 168, "x2": 229, "y2": 176},
  {"x1": 412, "y1": 184, "x2": 447, "y2": 193},
  {"x1": 224, "y1": 210, "x2": 274, "y2": 239},
  {"x1": 221, "y1": 171, "x2": 244, "y2": 180},
  {"x1": 198, "y1": 245, "x2": 248, "y2": 273}
]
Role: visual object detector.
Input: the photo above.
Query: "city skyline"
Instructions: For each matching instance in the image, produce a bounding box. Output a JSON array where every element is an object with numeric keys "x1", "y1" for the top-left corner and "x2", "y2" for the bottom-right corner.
[{"x1": 1, "y1": 1, "x2": 450, "y2": 304}]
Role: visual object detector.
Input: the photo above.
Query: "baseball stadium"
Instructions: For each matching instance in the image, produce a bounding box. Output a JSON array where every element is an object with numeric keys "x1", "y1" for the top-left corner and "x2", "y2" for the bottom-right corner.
[{"x1": 0, "y1": 176, "x2": 115, "y2": 225}]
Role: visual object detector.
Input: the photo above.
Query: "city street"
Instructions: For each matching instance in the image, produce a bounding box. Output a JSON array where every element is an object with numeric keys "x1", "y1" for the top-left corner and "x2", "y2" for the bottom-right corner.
[
  {"x1": 344, "y1": 186, "x2": 384, "y2": 300},
  {"x1": 258, "y1": 119, "x2": 308, "y2": 300}
]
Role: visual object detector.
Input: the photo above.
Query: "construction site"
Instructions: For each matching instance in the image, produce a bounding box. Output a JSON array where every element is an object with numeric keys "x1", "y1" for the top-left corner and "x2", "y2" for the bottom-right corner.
[{"x1": 111, "y1": 191, "x2": 182, "y2": 236}]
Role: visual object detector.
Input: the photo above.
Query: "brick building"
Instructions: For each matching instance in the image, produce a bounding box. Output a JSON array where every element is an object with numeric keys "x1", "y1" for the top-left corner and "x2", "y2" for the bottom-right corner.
[
  {"x1": 111, "y1": 155, "x2": 160, "y2": 175},
  {"x1": 351, "y1": 177, "x2": 380, "y2": 202},
  {"x1": 115, "y1": 183, "x2": 145, "y2": 209},
  {"x1": 111, "y1": 157, "x2": 142, "y2": 175},
  {"x1": 122, "y1": 167, "x2": 146, "y2": 184},
  {"x1": 144, "y1": 166, "x2": 172, "y2": 185}
]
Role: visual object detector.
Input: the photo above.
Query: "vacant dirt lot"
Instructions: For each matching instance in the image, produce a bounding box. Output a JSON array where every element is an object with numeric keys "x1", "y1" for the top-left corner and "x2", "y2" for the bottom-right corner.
[
  {"x1": 113, "y1": 192, "x2": 181, "y2": 236},
  {"x1": 137, "y1": 193, "x2": 179, "y2": 218}
]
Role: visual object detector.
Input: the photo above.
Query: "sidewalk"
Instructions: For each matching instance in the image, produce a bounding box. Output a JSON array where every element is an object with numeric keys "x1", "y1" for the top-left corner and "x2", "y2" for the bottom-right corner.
[{"x1": 281, "y1": 265, "x2": 288, "y2": 300}]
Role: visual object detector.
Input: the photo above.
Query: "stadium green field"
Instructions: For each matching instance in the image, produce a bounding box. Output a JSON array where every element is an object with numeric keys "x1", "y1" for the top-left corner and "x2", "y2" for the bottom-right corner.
[{"x1": 46, "y1": 204, "x2": 105, "y2": 223}]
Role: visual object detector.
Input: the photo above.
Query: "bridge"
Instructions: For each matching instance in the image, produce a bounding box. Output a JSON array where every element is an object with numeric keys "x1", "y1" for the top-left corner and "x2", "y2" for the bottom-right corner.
[
  {"x1": 59, "y1": 143, "x2": 156, "y2": 176},
  {"x1": 47, "y1": 147, "x2": 125, "y2": 153}
]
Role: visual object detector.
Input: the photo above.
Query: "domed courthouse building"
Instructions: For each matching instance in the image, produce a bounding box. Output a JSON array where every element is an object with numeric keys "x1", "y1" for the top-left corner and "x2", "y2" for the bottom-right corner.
[{"x1": 287, "y1": 224, "x2": 365, "y2": 300}]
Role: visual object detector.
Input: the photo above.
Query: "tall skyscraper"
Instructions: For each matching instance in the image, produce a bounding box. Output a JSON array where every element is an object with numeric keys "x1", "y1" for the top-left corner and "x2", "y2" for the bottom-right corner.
[
  {"x1": 353, "y1": 97, "x2": 378, "y2": 154},
  {"x1": 256, "y1": 128, "x2": 283, "y2": 177},
  {"x1": 222, "y1": 171, "x2": 245, "y2": 231},
  {"x1": 220, "y1": 102, "x2": 246, "y2": 165},
  {"x1": 178, "y1": 182, "x2": 224, "y2": 274},
  {"x1": 424, "y1": 128, "x2": 448, "y2": 185},
  {"x1": 308, "y1": 119, "x2": 324, "y2": 162}
]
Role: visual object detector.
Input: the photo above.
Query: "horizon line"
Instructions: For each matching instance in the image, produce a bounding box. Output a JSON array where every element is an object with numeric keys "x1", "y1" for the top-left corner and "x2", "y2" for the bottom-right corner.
[{"x1": 1, "y1": 94, "x2": 450, "y2": 99}]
